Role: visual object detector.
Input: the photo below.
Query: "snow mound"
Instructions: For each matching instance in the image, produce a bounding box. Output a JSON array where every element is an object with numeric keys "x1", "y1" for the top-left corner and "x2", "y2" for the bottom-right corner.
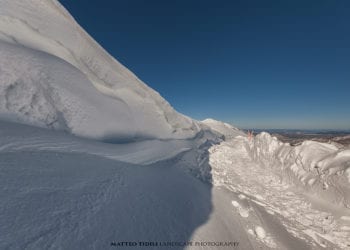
[
  {"x1": 0, "y1": 0, "x2": 199, "y2": 140},
  {"x1": 231, "y1": 200, "x2": 249, "y2": 217},
  {"x1": 247, "y1": 132, "x2": 350, "y2": 208},
  {"x1": 202, "y1": 118, "x2": 245, "y2": 140},
  {"x1": 254, "y1": 226, "x2": 266, "y2": 239}
]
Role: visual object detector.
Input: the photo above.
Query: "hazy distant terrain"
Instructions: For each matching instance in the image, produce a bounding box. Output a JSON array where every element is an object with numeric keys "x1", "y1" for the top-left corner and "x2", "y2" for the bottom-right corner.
[{"x1": 248, "y1": 129, "x2": 350, "y2": 147}]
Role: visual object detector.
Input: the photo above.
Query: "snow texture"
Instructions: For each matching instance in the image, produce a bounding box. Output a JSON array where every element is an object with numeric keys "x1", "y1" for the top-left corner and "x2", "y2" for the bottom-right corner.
[
  {"x1": 1, "y1": 0, "x2": 350, "y2": 249},
  {"x1": 209, "y1": 135, "x2": 350, "y2": 249},
  {"x1": 0, "y1": 0, "x2": 199, "y2": 141},
  {"x1": 0, "y1": 121, "x2": 254, "y2": 250},
  {"x1": 202, "y1": 118, "x2": 245, "y2": 139},
  {"x1": 247, "y1": 132, "x2": 350, "y2": 208}
]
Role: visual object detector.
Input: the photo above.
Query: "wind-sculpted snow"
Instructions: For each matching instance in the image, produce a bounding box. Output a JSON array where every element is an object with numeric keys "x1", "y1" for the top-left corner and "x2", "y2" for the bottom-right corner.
[
  {"x1": 202, "y1": 118, "x2": 245, "y2": 139},
  {"x1": 3, "y1": 1, "x2": 350, "y2": 249},
  {"x1": 0, "y1": 121, "x2": 261, "y2": 250},
  {"x1": 209, "y1": 135, "x2": 350, "y2": 249},
  {"x1": 0, "y1": 0, "x2": 199, "y2": 140},
  {"x1": 247, "y1": 132, "x2": 350, "y2": 208}
]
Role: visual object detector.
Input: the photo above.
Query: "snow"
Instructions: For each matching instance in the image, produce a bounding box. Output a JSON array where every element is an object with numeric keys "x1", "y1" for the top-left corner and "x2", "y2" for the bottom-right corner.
[
  {"x1": 255, "y1": 226, "x2": 266, "y2": 239},
  {"x1": 247, "y1": 132, "x2": 350, "y2": 208},
  {"x1": 0, "y1": 121, "x2": 192, "y2": 166},
  {"x1": 231, "y1": 201, "x2": 240, "y2": 207},
  {"x1": 0, "y1": 0, "x2": 199, "y2": 141},
  {"x1": 1, "y1": 0, "x2": 350, "y2": 249},
  {"x1": 340, "y1": 216, "x2": 350, "y2": 222},
  {"x1": 231, "y1": 199, "x2": 250, "y2": 218},
  {"x1": 0, "y1": 146, "x2": 208, "y2": 249},
  {"x1": 0, "y1": 121, "x2": 256, "y2": 250},
  {"x1": 209, "y1": 135, "x2": 350, "y2": 249},
  {"x1": 202, "y1": 118, "x2": 246, "y2": 139}
]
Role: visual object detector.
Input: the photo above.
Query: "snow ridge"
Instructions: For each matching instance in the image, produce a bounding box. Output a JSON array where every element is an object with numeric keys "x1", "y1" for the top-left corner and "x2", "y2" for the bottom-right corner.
[
  {"x1": 202, "y1": 118, "x2": 245, "y2": 139},
  {"x1": 247, "y1": 132, "x2": 350, "y2": 208},
  {"x1": 0, "y1": 0, "x2": 199, "y2": 140}
]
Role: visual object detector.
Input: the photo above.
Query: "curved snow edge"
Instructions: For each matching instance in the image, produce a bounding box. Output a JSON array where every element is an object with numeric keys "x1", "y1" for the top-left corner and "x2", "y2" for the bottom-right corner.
[{"x1": 0, "y1": 0, "x2": 200, "y2": 141}]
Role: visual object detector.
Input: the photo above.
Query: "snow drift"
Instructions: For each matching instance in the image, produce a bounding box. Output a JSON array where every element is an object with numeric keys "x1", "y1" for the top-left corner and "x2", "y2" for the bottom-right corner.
[
  {"x1": 246, "y1": 132, "x2": 350, "y2": 208},
  {"x1": 0, "y1": 0, "x2": 199, "y2": 140}
]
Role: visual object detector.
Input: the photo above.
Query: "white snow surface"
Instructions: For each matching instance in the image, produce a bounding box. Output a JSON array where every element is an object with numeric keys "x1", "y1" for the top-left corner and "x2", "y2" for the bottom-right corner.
[
  {"x1": 0, "y1": 121, "x2": 255, "y2": 250},
  {"x1": 202, "y1": 118, "x2": 246, "y2": 139},
  {"x1": 1, "y1": 1, "x2": 350, "y2": 249},
  {"x1": 0, "y1": 0, "x2": 199, "y2": 140},
  {"x1": 247, "y1": 132, "x2": 350, "y2": 208},
  {"x1": 210, "y1": 135, "x2": 350, "y2": 249}
]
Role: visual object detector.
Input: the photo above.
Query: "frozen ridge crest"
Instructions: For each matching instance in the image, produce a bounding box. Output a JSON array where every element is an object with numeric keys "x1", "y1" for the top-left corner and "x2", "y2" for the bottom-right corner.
[{"x1": 0, "y1": 0, "x2": 200, "y2": 140}]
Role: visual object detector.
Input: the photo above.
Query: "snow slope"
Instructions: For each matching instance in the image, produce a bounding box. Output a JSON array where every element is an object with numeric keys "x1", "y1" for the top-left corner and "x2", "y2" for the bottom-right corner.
[
  {"x1": 0, "y1": 0, "x2": 199, "y2": 140},
  {"x1": 0, "y1": 121, "x2": 259, "y2": 250},
  {"x1": 0, "y1": 130, "x2": 209, "y2": 249}
]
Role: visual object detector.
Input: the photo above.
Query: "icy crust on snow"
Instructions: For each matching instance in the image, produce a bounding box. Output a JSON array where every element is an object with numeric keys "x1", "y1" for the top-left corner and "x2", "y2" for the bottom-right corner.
[
  {"x1": 202, "y1": 118, "x2": 246, "y2": 139},
  {"x1": 247, "y1": 132, "x2": 350, "y2": 208},
  {"x1": 0, "y1": 0, "x2": 199, "y2": 140}
]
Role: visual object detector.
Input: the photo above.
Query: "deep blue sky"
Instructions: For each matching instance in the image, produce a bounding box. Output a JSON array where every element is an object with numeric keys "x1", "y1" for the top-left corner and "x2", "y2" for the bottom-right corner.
[{"x1": 59, "y1": 0, "x2": 350, "y2": 130}]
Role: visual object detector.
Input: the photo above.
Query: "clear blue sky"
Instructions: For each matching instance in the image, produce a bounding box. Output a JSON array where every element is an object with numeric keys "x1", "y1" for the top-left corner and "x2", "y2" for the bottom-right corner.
[{"x1": 59, "y1": 0, "x2": 350, "y2": 130}]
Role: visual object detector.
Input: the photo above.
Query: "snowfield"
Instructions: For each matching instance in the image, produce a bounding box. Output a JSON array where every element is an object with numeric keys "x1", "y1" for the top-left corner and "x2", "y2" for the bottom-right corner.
[
  {"x1": 0, "y1": 121, "x2": 215, "y2": 249},
  {"x1": 2, "y1": 120, "x2": 349, "y2": 249},
  {"x1": 0, "y1": 121, "x2": 256, "y2": 250},
  {"x1": 0, "y1": 0, "x2": 350, "y2": 249}
]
